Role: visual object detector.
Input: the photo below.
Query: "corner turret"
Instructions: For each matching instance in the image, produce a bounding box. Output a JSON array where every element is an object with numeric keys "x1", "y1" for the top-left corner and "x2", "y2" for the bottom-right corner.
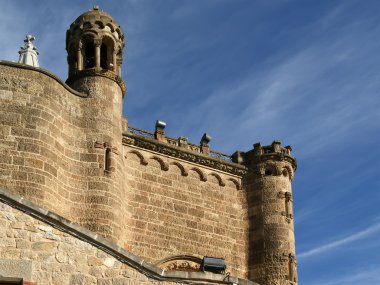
[{"x1": 237, "y1": 141, "x2": 298, "y2": 285}]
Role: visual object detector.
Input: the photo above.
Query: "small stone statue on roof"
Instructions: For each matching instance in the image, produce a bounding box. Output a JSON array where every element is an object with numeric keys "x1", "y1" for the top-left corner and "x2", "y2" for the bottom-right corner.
[{"x1": 18, "y1": 35, "x2": 39, "y2": 67}]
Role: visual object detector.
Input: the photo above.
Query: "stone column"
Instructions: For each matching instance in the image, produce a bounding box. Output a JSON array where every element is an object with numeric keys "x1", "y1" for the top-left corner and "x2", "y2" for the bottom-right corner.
[
  {"x1": 243, "y1": 141, "x2": 297, "y2": 285},
  {"x1": 113, "y1": 48, "x2": 117, "y2": 73},
  {"x1": 117, "y1": 58, "x2": 122, "y2": 76},
  {"x1": 77, "y1": 42, "x2": 83, "y2": 71},
  {"x1": 94, "y1": 39, "x2": 101, "y2": 69}
]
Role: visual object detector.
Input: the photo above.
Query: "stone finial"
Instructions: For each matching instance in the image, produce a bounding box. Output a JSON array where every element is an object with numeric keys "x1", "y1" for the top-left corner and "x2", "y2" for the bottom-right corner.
[
  {"x1": 272, "y1": 140, "x2": 282, "y2": 152},
  {"x1": 178, "y1": 137, "x2": 188, "y2": 148},
  {"x1": 285, "y1": 145, "x2": 292, "y2": 155},
  {"x1": 231, "y1": 151, "x2": 245, "y2": 164},
  {"x1": 253, "y1": 143, "x2": 262, "y2": 156},
  {"x1": 18, "y1": 35, "x2": 39, "y2": 67}
]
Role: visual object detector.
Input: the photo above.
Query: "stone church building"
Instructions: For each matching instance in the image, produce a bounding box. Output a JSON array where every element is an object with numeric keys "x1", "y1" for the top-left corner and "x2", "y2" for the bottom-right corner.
[{"x1": 0, "y1": 7, "x2": 298, "y2": 285}]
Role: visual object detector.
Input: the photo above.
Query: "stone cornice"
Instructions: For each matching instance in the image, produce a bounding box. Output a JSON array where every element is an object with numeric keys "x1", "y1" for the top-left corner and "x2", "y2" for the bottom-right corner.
[
  {"x1": 0, "y1": 188, "x2": 257, "y2": 285},
  {"x1": 122, "y1": 132, "x2": 248, "y2": 177},
  {"x1": 66, "y1": 68, "x2": 126, "y2": 96},
  {"x1": 0, "y1": 60, "x2": 88, "y2": 98}
]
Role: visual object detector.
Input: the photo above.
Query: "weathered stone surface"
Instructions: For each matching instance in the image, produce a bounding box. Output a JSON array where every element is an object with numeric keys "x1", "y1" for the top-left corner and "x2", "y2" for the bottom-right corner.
[
  {"x1": 70, "y1": 274, "x2": 85, "y2": 285},
  {"x1": 245, "y1": 152, "x2": 297, "y2": 285},
  {"x1": 0, "y1": 90, "x2": 13, "y2": 100},
  {"x1": 31, "y1": 241, "x2": 56, "y2": 251},
  {"x1": 0, "y1": 259, "x2": 32, "y2": 279},
  {"x1": 0, "y1": 199, "x2": 256, "y2": 285}
]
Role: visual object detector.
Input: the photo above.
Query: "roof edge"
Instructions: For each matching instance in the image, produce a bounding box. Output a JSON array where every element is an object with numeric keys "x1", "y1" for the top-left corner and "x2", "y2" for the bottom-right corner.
[{"x1": 0, "y1": 60, "x2": 88, "y2": 98}]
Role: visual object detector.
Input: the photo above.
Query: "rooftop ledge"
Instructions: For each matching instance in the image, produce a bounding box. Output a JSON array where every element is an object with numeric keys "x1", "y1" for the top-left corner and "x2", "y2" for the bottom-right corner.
[
  {"x1": 0, "y1": 61, "x2": 126, "y2": 97},
  {"x1": 123, "y1": 126, "x2": 248, "y2": 177},
  {"x1": 123, "y1": 126, "x2": 297, "y2": 175},
  {"x1": 0, "y1": 60, "x2": 87, "y2": 98},
  {"x1": 0, "y1": 188, "x2": 258, "y2": 285}
]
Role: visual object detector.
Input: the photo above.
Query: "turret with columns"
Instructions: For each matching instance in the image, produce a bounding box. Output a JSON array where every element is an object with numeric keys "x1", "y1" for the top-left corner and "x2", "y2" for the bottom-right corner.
[
  {"x1": 66, "y1": 5, "x2": 125, "y2": 95},
  {"x1": 64, "y1": 6, "x2": 127, "y2": 243}
]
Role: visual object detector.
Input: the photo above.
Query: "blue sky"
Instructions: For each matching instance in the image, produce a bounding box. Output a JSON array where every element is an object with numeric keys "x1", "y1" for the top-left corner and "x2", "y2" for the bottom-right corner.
[{"x1": 1, "y1": 0, "x2": 380, "y2": 284}]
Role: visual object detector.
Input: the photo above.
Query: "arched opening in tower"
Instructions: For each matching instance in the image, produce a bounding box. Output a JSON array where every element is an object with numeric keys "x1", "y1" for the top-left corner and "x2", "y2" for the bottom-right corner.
[
  {"x1": 84, "y1": 43, "x2": 95, "y2": 69},
  {"x1": 101, "y1": 37, "x2": 115, "y2": 71},
  {"x1": 100, "y1": 44, "x2": 108, "y2": 69}
]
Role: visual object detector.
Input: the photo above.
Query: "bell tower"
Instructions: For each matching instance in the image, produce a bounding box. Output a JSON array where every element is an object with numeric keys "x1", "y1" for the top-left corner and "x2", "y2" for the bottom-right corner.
[{"x1": 66, "y1": 5, "x2": 125, "y2": 95}]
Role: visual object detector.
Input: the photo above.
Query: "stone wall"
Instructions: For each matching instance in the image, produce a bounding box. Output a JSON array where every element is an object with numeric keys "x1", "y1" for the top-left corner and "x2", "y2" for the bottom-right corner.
[
  {"x1": 0, "y1": 201, "x2": 172, "y2": 285},
  {"x1": 0, "y1": 190, "x2": 256, "y2": 285},
  {"x1": 122, "y1": 146, "x2": 248, "y2": 278},
  {"x1": 0, "y1": 63, "x2": 125, "y2": 243}
]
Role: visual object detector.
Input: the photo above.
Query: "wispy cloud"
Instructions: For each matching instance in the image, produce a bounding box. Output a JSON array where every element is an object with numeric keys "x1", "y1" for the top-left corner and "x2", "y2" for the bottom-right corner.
[
  {"x1": 308, "y1": 266, "x2": 380, "y2": 285},
  {"x1": 298, "y1": 220, "x2": 380, "y2": 259},
  {"x1": 184, "y1": 9, "x2": 380, "y2": 158}
]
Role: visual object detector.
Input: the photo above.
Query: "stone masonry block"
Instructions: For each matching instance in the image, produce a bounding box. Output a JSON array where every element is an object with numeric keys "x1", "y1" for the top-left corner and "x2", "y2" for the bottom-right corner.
[
  {"x1": 80, "y1": 153, "x2": 98, "y2": 162},
  {"x1": 0, "y1": 90, "x2": 13, "y2": 100},
  {"x1": 0, "y1": 112, "x2": 20, "y2": 126},
  {"x1": 70, "y1": 274, "x2": 85, "y2": 285},
  {"x1": 18, "y1": 142, "x2": 40, "y2": 154},
  {"x1": 0, "y1": 259, "x2": 32, "y2": 279}
]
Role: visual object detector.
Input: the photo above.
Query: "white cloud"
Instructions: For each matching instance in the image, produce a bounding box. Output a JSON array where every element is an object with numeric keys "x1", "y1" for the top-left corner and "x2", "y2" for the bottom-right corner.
[
  {"x1": 185, "y1": 10, "x2": 380, "y2": 157},
  {"x1": 298, "y1": 220, "x2": 380, "y2": 259}
]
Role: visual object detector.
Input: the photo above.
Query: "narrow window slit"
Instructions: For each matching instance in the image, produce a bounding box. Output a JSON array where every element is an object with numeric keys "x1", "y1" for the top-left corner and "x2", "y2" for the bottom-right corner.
[
  {"x1": 105, "y1": 147, "x2": 112, "y2": 172},
  {"x1": 285, "y1": 192, "x2": 293, "y2": 220}
]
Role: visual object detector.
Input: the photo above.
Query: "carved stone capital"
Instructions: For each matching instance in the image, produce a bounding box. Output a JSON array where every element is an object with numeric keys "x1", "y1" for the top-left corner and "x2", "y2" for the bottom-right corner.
[{"x1": 94, "y1": 38, "x2": 102, "y2": 47}]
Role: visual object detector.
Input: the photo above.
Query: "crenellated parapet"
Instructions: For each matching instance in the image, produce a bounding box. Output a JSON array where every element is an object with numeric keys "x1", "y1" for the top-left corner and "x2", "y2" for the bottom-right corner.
[{"x1": 233, "y1": 140, "x2": 297, "y2": 176}]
